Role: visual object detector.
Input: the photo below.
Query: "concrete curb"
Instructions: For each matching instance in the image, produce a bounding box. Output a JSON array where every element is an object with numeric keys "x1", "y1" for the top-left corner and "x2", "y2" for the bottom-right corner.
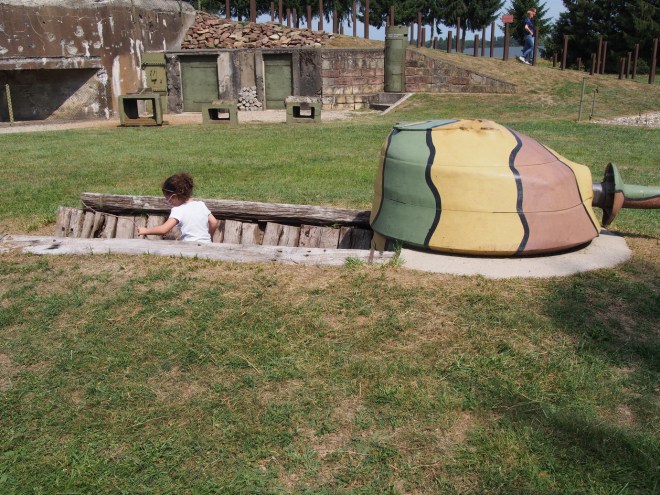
[{"x1": 400, "y1": 230, "x2": 631, "y2": 279}]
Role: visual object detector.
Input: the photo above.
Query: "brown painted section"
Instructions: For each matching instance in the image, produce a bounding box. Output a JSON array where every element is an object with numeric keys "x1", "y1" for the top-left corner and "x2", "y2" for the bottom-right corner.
[
  {"x1": 514, "y1": 132, "x2": 587, "y2": 212},
  {"x1": 0, "y1": 0, "x2": 195, "y2": 117},
  {"x1": 512, "y1": 131, "x2": 599, "y2": 253},
  {"x1": 623, "y1": 195, "x2": 660, "y2": 209},
  {"x1": 521, "y1": 208, "x2": 599, "y2": 254}
]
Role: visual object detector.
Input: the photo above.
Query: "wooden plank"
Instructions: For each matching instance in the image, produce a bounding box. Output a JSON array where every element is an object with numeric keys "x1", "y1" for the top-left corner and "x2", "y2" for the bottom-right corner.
[
  {"x1": 262, "y1": 222, "x2": 284, "y2": 246},
  {"x1": 134, "y1": 216, "x2": 147, "y2": 239},
  {"x1": 241, "y1": 223, "x2": 264, "y2": 245},
  {"x1": 91, "y1": 212, "x2": 106, "y2": 238},
  {"x1": 212, "y1": 219, "x2": 225, "y2": 243},
  {"x1": 81, "y1": 192, "x2": 371, "y2": 227},
  {"x1": 223, "y1": 219, "x2": 243, "y2": 244},
  {"x1": 280, "y1": 225, "x2": 300, "y2": 247},
  {"x1": 55, "y1": 206, "x2": 74, "y2": 238},
  {"x1": 101, "y1": 215, "x2": 117, "y2": 238},
  {"x1": 298, "y1": 225, "x2": 322, "y2": 248},
  {"x1": 115, "y1": 216, "x2": 135, "y2": 239},
  {"x1": 80, "y1": 211, "x2": 96, "y2": 238},
  {"x1": 318, "y1": 227, "x2": 340, "y2": 248},
  {"x1": 68, "y1": 209, "x2": 84, "y2": 238},
  {"x1": 350, "y1": 227, "x2": 373, "y2": 249},
  {"x1": 145, "y1": 214, "x2": 166, "y2": 240},
  {"x1": 5, "y1": 235, "x2": 395, "y2": 266}
]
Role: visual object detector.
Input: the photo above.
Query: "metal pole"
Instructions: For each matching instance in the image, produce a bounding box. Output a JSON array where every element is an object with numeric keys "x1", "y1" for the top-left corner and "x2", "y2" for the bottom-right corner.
[
  {"x1": 5, "y1": 84, "x2": 14, "y2": 126},
  {"x1": 578, "y1": 77, "x2": 587, "y2": 121},
  {"x1": 650, "y1": 38, "x2": 658, "y2": 85}
]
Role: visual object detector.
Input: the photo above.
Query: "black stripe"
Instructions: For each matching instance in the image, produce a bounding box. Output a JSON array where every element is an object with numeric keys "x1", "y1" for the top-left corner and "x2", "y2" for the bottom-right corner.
[
  {"x1": 423, "y1": 128, "x2": 441, "y2": 247},
  {"x1": 506, "y1": 129, "x2": 530, "y2": 254},
  {"x1": 369, "y1": 128, "x2": 398, "y2": 227},
  {"x1": 540, "y1": 143, "x2": 600, "y2": 236}
]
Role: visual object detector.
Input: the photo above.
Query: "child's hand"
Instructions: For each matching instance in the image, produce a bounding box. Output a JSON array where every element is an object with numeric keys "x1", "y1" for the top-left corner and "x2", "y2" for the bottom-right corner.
[{"x1": 137, "y1": 227, "x2": 147, "y2": 236}]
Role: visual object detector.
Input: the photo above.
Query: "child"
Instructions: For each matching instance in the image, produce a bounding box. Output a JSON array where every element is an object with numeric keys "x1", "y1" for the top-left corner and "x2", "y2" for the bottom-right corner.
[{"x1": 137, "y1": 172, "x2": 219, "y2": 243}]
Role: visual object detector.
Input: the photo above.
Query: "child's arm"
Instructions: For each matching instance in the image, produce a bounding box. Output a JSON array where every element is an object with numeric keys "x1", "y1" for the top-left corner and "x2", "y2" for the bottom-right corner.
[
  {"x1": 208, "y1": 214, "x2": 219, "y2": 239},
  {"x1": 137, "y1": 218, "x2": 179, "y2": 237}
]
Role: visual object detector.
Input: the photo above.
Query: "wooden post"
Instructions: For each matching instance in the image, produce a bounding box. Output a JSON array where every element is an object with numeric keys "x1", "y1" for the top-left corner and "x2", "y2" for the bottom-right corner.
[
  {"x1": 318, "y1": 0, "x2": 323, "y2": 31},
  {"x1": 390, "y1": 5, "x2": 394, "y2": 26},
  {"x1": 433, "y1": 37, "x2": 437, "y2": 49},
  {"x1": 533, "y1": 27, "x2": 539, "y2": 66},
  {"x1": 287, "y1": 8, "x2": 291, "y2": 27},
  {"x1": 481, "y1": 27, "x2": 486, "y2": 56},
  {"x1": 619, "y1": 57, "x2": 625, "y2": 79},
  {"x1": 226, "y1": 0, "x2": 230, "y2": 19},
  {"x1": 503, "y1": 22, "x2": 509, "y2": 61},
  {"x1": 422, "y1": 26, "x2": 426, "y2": 47},
  {"x1": 596, "y1": 36, "x2": 603, "y2": 73},
  {"x1": 561, "y1": 34, "x2": 568, "y2": 70},
  {"x1": 590, "y1": 53, "x2": 596, "y2": 75},
  {"x1": 352, "y1": 1, "x2": 356, "y2": 37},
  {"x1": 490, "y1": 21, "x2": 495, "y2": 58},
  {"x1": 270, "y1": 2, "x2": 274, "y2": 22},
  {"x1": 417, "y1": 12, "x2": 422, "y2": 48},
  {"x1": 577, "y1": 57, "x2": 582, "y2": 71},
  {"x1": 332, "y1": 6, "x2": 337, "y2": 33},
  {"x1": 410, "y1": 23, "x2": 414, "y2": 45},
  {"x1": 307, "y1": 4, "x2": 312, "y2": 29},
  {"x1": 552, "y1": 53, "x2": 557, "y2": 67},
  {"x1": 633, "y1": 44, "x2": 639, "y2": 79},
  {"x1": 364, "y1": 0, "x2": 369, "y2": 39},
  {"x1": 456, "y1": 17, "x2": 461, "y2": 54},
  {"x1": 473, "y1": 35, "x2": 478, "y2": 56},
  {"x1": 447, "y1": 30, "x2": 452, "y2": 53},
  {"x1": 249, "y1": 0, "x2": 256, "y2": 22},
  {"x1": 601, "y1": 41, "x2": 608, "y2": 73},
  {"x1": 293, "y1": 8, "x2": 298, "y2": 28},
  {"x1": 278, "y1": 0, "x2": 283, "y2": 23},
  {"x1": 626, "y1": 52, "x2": 632, "y2": 78},
  {"x1": 650, "y1": 38, "x2": 658, "y2": 85}
]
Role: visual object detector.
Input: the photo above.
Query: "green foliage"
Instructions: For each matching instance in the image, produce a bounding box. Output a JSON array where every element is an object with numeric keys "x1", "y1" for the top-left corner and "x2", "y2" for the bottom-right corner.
[{"x1": 547, "y1": 0, "x2": 660, "y2": 71}]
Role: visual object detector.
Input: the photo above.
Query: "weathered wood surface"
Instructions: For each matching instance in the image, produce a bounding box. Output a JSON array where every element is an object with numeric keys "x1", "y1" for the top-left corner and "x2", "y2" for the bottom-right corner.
[
  {"x1": 80, "y1": 192, "x2": 371, "y2": 227},
  {"x1": 2, "y1": 236, "x2": 395, "y2": 266}
]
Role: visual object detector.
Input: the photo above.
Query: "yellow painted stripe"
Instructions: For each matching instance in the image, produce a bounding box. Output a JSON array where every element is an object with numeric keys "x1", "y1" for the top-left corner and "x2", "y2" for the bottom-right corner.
[{"x1": 427, "y1": 121, "x2": 525, "y2": 253}]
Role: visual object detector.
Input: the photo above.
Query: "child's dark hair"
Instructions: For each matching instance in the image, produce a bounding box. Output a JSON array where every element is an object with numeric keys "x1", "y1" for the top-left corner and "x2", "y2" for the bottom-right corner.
[{"x1": 162, "y1": 172, "x2": 194, "y2": 200}]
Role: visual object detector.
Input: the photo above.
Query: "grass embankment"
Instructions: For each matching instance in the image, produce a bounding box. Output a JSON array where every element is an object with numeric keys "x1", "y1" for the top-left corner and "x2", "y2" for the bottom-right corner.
[{"x1": 0, "y1": 57, "x2": 658, "y2": 494}]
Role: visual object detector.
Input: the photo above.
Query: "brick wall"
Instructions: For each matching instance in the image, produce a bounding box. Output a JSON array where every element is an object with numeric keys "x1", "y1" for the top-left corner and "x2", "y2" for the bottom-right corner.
[
  {"x1": 321, "y1": 49, "x2": 384, "y2": 110},
  {"x1": 406, "y1": 51, "x2": 516, "y2": 93}
]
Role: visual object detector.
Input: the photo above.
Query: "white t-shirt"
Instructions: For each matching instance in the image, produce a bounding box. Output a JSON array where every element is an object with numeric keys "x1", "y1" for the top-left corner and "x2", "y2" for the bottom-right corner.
[{"x1": 169, "y1": 200, "x2": 212, "y2": 243}]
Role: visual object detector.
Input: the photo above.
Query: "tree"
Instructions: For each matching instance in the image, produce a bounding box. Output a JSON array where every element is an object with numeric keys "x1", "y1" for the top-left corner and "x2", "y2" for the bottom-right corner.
[
  {"x1": 503, "y1": 0, "x2": 551, "y2": 46},
  {"x1": 547, "y1": 0, "x2": 660, "y2": 71}
]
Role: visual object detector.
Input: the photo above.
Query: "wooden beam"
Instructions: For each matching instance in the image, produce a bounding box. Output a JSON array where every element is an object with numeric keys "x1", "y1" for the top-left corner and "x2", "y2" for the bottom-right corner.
[
  {"x1": 81, "y1": 193, "x2": 371, "y2": 227},
  {"x1": 2, "y1": 236, "x2": 395, "y2": 266}
]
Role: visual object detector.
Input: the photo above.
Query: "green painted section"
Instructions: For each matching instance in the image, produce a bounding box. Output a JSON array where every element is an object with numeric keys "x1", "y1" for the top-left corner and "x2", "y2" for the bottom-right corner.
[
  {"x1": 394, "y1": 120, "x2": 456, "y2": 131},
  {"x1": 384, "y1": 26, "x2": 408, "y2": 92},
  {"x1": 180, "y1": 56, "x2": 219, "y2": 112},
  {"x1": 264, "y1": 54, "x2": 292, "y2": 109},
  {"x1": 371, "y1": 128, "x2": 438, "y2": 247}
]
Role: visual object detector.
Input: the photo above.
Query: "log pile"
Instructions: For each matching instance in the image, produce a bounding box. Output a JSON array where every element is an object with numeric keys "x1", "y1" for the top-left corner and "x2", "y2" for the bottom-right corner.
[{"x1": 181, "y1": 12, "x2": 334, "y2": 49}]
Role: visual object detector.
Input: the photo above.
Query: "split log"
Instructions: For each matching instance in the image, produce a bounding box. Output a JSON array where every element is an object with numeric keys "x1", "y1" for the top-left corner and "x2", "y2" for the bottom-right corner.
[
  {"x1": 101, "y1": 216, "x2": 117, "y2": 239},
  {"x1": 3, "y1": 235, "x2": 395, "y2": 266},
  {"x1": 339, "y1": 226, "x2": 373, "y2": 249},
  {"x1": 212, "y1": 219, "x2": 225, "y2": 243},
  {"x1": 145, "y1": 214, "x2": 166, "y2": 240},
  {"x1": 68, "y1": 209, "x2": 84, "y2": 238},
  {"x1": 55, "y1": 207, "x2": 74, "y2": 238},
  {"x1": 115, "y1": 216, "x2": 135, "y2": 239},
  {"x1": 91, "y1": 212, "x2": 106, "y2": 238},
  {"x1": 241, "y1": 222, "x2": 265, "y2": 245},
  {"x1": 223, "y1": 219, "x2": 243, "y2": 244},
  {"x1": 81, "y1": 193, "x2": 371, "y2": 227}
]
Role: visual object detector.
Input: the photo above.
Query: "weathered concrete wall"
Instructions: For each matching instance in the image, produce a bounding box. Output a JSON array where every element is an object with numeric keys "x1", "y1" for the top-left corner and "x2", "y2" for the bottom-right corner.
[
  {"x1": 0, "y1": 0, "x2": 195, "y2": 119},
  {"x1": 321, "y1": 49, "x2": 384, "y2": 110},
  {"x1": 405, "y1": 51, "x2": 516, "y2": 93}
]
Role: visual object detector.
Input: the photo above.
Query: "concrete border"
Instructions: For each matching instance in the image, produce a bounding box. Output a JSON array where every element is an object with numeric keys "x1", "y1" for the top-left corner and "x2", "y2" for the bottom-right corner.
[{"x1": 400, "y1": 230, "x2": 631, "y2": 279}]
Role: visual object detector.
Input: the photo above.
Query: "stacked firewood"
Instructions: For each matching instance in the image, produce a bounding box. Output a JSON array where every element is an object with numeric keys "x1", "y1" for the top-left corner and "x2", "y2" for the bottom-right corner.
[{"x1": 181, "y1": 12, "x2": 334, "y2": 49}]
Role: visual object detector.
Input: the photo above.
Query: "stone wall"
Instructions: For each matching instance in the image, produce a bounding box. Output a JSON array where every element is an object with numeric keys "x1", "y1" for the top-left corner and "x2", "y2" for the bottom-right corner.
[
  {"x1": 405, "y1": 51, "x2": 516, "y2": 93},
  {"x1": 0, "y1": 0, "x2": 195, "y2": 119},
  {"x1": 321, "y1": 49, "x2": 384, "y2": 110}
]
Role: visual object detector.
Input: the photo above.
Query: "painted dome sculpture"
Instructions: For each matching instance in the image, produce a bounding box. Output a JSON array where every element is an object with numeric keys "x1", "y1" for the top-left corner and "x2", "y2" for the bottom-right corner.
[{"x1": 370, "y1": 119, "x2": 659, "y2": 256}]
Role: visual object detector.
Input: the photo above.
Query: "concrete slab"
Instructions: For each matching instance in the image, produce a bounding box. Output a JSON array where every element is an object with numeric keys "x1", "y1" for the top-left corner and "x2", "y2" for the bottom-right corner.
[{"x1": 400, "y1": 230, "x2": 631, "y2": 279}]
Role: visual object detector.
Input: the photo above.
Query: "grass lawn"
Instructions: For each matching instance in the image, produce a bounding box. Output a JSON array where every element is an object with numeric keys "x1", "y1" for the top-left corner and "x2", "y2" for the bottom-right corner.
[{"x1": 0, "y1": 53, "x2": 658, "y2": 494}]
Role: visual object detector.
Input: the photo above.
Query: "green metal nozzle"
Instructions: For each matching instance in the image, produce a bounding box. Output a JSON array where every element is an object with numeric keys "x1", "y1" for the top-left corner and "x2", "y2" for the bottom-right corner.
[{"x1": 592, "y1": 163, "x2": 660, "y2": 226}]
